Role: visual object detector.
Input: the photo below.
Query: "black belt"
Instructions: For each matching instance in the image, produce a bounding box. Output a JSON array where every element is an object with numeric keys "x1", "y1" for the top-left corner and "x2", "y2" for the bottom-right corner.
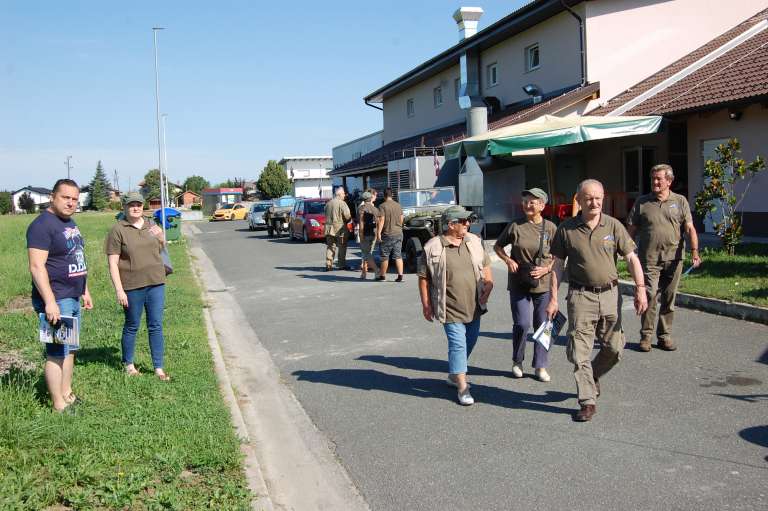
[{"x1": 569, "y1": 280, "x2": 618, "y2": 293}]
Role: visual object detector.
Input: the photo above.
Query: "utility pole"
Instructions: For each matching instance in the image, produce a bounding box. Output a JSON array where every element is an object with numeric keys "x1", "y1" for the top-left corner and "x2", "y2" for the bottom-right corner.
[
  {"x1": 65, "y1": 156, "x2": 72, "y2": 179},
  {"x1": 113, "y1": 169, "x2": 119, "y2": 193},
  {"x1": 153, "y1": 26, "x2": 167, "y2": 236}
]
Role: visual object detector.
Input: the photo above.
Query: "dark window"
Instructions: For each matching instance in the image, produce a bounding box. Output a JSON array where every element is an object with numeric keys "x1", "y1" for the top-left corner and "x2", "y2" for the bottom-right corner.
[{"x1": 305, "y1": 201, "x2": 325, "y2": 214}]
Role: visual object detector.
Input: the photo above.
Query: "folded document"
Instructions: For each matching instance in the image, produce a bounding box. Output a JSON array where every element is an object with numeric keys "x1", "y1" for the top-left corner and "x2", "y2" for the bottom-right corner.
[{"x1": 532, "y1": 311, "x2": 567, "y2": 351}]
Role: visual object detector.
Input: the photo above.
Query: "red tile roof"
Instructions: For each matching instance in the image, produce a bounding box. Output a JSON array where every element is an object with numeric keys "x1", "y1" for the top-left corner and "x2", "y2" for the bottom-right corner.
[{"x1": 591, "y1": 9, "x2": 768, "y2": 116}]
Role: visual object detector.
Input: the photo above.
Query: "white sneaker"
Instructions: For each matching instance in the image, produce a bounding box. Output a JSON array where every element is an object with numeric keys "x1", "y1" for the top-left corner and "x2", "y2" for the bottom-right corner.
[
  {"x1": 457, "y1": 388, "x2": 475, "y2": 406},
  {"x1": 535, "y1": 368, "x2": 551, "y2": 382},
  {"x1": 446, "y1": 376, "x2": 470, "y2": 388},
  {"x1": 511, "y1": 364, "x2": 524, "y2": 378}
]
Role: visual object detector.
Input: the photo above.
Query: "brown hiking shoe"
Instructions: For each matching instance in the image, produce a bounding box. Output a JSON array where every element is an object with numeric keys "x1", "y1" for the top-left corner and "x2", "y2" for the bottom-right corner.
[
  {"x1": 575, "y1": 404, "x2": 596, "y2": 422},
  {"x1": 639, "y1": 338, "x2": 652, "y2": 352},
  {"x1": 657, "y1": 339, "x2": 677, "y2": 351}
]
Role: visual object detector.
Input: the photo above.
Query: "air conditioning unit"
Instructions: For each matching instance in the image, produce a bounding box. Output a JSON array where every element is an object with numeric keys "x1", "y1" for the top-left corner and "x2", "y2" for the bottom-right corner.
[{"x1": 483, "y1": 96, "x2": 501, "y2": 115}]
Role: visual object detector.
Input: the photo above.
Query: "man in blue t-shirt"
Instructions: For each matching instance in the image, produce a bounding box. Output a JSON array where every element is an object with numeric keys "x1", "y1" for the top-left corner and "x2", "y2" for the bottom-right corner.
[{"x1": 26, "y1": 179, "x2": 93, "y2": 412}]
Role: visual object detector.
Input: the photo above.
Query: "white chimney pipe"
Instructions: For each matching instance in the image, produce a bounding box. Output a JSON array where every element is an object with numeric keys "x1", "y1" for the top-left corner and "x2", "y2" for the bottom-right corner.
[{"x1": 453, "y1": 7, "x2": 484, "y2": 41}]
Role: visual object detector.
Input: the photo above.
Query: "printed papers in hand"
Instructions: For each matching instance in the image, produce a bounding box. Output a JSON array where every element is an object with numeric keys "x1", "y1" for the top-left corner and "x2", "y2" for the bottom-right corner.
[
  {"x1": 39, "y1": 314, "x2": 80, "y2": 346},
  {"x1": 532, "y1": 311, "x2": 567, "y2": 351}
]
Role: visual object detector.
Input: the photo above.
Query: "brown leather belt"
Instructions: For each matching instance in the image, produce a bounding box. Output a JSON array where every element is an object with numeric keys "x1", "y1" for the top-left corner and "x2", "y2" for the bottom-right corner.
[{"x1": 569, "y1": 280, "x2": 618, "y2": 293}]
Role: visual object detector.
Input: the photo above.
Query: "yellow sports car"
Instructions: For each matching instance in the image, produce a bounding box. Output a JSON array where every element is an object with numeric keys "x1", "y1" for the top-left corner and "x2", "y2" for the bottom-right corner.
[{"x1": 211, "y1": 203, "x2": 249, "y2": 221}]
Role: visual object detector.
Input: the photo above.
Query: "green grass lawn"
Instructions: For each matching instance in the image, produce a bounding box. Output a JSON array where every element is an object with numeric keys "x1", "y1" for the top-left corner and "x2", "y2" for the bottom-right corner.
[
  {"x1": 617, "y1": 244, "x2": 768, "y2": 307},
  {"x1": 0, "y1": 213, "x2": 251, "y2": 510}
]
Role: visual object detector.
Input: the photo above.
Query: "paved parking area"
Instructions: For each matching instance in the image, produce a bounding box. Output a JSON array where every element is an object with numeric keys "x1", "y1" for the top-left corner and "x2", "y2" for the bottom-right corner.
[{"x1": 194, "y1": 220, "x2": 768, "y2": 511}]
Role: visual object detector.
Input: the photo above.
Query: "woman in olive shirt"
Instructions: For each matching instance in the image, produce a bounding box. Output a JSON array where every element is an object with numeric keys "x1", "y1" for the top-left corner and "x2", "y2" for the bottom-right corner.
[
  {"x1": 494, "y1": 188, "x2": 557, "y2": 382},
  {"x1": 106, "y1": 192, "x2": 170, "y2": 380}
]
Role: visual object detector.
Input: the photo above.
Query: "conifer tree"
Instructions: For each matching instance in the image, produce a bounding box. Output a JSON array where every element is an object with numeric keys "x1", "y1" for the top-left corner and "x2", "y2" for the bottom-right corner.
[{"x1": 87, "y1": 160, "x2": 111, "y2": 210}]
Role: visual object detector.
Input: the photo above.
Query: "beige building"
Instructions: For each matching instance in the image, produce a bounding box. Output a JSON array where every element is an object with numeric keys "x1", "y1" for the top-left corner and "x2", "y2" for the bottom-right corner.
[{"x1": 333, "y1": 0, "x2": 768, "y2": 235}]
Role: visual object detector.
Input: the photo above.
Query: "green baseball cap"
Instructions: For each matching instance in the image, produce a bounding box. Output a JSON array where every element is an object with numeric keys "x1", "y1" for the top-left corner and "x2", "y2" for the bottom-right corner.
[
  {"x1": 122, "y1": 191, "x2": 145, "y2": 205},
  {"x1": 361, "y1": 191, "x2": 373, "y2": 200},
  {"x1": 441, "y1": 205, "x2": 473, "y2": 223},
  {"x1": 522, "y1": 187, "x2": 548, "y2": 204}
]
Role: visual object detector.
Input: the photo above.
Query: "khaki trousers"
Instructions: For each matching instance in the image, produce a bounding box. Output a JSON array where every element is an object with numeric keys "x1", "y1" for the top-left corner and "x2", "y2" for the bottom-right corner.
[
  {"x1": 640, "y1": 259, "x2": 683, "y2": 342},
  {"x1": 566, "y1": 286, "x2": 625, "y2": 406},
  {"x1": 325, "y1": 232, "x2": 348, "y2": 269}
]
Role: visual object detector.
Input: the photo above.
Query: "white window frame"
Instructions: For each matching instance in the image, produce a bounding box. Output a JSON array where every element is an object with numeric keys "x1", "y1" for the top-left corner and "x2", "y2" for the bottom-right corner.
[
  {"x1": 433, "y1": 86, "x2": 443, "y2": 108},
  {"x1": 525, "y1": 43, "x2": 540, "y2": 72},
  {"x1": 406, "y1": 98, "x2": 415, "y2": 118},
  {"x1": 486, "y1": 63, "x2": 498, "y2": 87}
]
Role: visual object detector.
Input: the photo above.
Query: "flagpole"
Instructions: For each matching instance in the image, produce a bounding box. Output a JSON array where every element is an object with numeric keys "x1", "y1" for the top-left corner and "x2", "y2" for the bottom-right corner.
[{"x1": 152, "y1": 27, "x2": 167, "y2": 238}]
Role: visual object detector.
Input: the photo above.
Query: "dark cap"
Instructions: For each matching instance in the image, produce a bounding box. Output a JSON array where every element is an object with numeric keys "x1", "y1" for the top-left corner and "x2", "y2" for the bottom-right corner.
[
  {"x1": 441, "y1": 205, "x2": 473, "y2": 224},
  {"x1": 522, "y1": 187, "x2": 548, "y2": 204},
  {"x1": 122, "y1": 191, "x2": 145, "y2": 205}
]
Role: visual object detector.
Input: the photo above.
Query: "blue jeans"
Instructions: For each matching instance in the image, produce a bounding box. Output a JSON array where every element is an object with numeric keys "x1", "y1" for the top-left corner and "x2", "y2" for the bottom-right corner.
[
  {"x1": 122, "y1": 284, "x2": 165, "y2": 369},
  {"x1": 32, "y1": 296, "x2": 80, "y2": 359},
  {"x1": 443, "y1": 317, "x2": 481, "y2": 375},
  {"x1": 509, "y1": 288, "x2": 551, "y2": 368}
]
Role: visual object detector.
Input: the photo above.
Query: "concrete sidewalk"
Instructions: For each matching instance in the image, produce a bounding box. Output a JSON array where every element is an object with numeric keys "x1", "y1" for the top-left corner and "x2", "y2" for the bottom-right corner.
[{"x1": 184, "y1": 223, "x2": 369, "y2": 511}]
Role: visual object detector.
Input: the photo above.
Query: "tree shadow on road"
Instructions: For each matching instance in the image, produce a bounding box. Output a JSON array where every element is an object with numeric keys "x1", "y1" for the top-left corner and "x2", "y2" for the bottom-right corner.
[
  {"x1": 479, "y1": 331, "x2": 569, "y2": 347},
  {"x1": 293, "y1": 367, "x2": 574, "y2": 414},
  {"x1": 357, "y1": 354, "x2": 509, "y2": 377},
  {"x1": 295, "y1": 273, "x2": 362, "y2": 283}
]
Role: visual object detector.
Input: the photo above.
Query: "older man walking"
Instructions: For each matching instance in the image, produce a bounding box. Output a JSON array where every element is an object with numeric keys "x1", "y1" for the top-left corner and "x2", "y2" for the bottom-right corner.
[
  {"x1": 627, "y1": 164, "x2": 702, "y2": 352},
  {"x1": 547, "y1": 179, "x2": 647, "y2": 422},
  {"x1": 324, "y1": 187, "x2": 352, "y2": 271},
  {"x1": 418, "y1": 206, "x2": 493, "y2": 406}
]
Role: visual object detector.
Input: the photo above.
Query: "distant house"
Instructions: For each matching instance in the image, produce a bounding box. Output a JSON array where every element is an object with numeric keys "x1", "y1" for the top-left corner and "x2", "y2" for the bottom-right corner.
[
  {"x1": 175, "y1": 190, "x2": 201, "y2": 208},
  {"x1": 12, "y1": 186, "x2": 52, "y2": 213},
  {"x1": 78, "y1": 185, "x2": 121, "y2": 211},
  {"x1": 278, "y1": 156, "x2": 333, "y2": 198}
]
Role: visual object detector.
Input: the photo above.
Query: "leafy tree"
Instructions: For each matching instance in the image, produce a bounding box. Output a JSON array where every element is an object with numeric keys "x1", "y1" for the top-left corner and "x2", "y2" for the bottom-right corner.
[
  {"x1": 215, "y1": 177, "x2": 245, "y2": 188},
  {"x1": 256, "y1": 161, "x2": 290, "y2": 198},
  {"x1": 183, "y1": 175, "x2": 210, "y2": 195},
  {"x1": 18, "y1": 192, "x2": 36, "y2": 213},
  {"x1": 87, "y1": 160, "x2": 112, "y2": 210},
  {"x1": 0, "y1": 191, "x2": 11, "y2": 214},
  {"x1": 142, "y1": 169, "x2": 170, "y2": 202},
  {"x1": 695, "y1": 138, "x2": 766, "y2": 255}
]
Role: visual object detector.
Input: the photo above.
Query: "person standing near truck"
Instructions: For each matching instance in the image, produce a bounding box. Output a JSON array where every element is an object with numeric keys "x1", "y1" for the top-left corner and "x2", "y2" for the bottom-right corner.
[
  {"x1": 357, "y1": 190, "x2": 380, "y2": 279},
  {"x1": 324, "y1": 187, "x2": 352, "y2": 271},
  {"x1": 376, "y1": 188, "x2": 404, "y2": 282}
]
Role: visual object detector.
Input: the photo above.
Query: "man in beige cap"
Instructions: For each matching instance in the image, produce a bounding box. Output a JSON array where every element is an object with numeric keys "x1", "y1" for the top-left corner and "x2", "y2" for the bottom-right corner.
[
  {"x1": 324, "y1": 186, "x2": 352, "y2": 271},
  {"x1": 547, "y1": 179, "x2": 647, "y2": 422}
]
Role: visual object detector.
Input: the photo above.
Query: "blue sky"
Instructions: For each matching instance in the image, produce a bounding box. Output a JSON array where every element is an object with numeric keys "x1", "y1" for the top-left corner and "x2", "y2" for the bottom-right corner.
[{"x1": 1, "y1": 0, "x2": 527, "y2": 192}]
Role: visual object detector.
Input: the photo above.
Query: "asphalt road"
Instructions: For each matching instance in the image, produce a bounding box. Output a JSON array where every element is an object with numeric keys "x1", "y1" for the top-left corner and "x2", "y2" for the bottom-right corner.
[{"x1": 194, "y1": 219, "x2": 768, "y2": 511}]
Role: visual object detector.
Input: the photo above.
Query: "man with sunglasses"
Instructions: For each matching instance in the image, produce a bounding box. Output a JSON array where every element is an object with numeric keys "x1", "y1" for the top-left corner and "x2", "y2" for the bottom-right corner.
[{"x1": 418, "y1": 206, "x2": 493, "y2": 406}]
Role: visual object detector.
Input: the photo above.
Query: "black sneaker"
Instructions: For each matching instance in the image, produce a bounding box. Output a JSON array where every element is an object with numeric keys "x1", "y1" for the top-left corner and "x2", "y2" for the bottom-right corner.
[
  {"x1": 395, "y1": 275, "x2": 403, "y2": 282},
  {"x1": 376, "y1": 275, "x2": 386, "y2": 281}
]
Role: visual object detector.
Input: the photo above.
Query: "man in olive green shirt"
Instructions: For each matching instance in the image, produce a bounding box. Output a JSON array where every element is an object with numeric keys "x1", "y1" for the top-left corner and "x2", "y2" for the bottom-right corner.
[
  {"x1": 627, "y1": 164, "x2": 702, "y2": 352},
  {"x1": 376, "y1": 188, "x2": 404, "y2": 282},
  {"x1": 324, "y1": 187, "x2": 352, "y2": 271},
  {"x1": 547, "y1": 179, "x2": 648, "y2": 422}
]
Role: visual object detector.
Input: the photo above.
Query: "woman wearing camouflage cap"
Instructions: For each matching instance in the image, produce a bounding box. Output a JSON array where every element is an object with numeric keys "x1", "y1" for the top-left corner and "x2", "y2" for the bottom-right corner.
[
  {"x1": 105, "y1": 192, "x2": 171, "y2": 381},
  {"x1": 418, "y1": 205, "x2": 493, "y2": 406},
  {"x1": 494, "y1": 188, "x2": 556, "y2": 382}
]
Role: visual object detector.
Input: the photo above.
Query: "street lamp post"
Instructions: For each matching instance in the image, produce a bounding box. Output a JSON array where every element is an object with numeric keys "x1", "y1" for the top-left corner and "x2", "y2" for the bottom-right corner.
[
  {"x1": 64, "y1": 156, "x2": 72, "y2": 179},
  {"x1": 152, "y1": 27, "x2": 167, "y2": 237}
]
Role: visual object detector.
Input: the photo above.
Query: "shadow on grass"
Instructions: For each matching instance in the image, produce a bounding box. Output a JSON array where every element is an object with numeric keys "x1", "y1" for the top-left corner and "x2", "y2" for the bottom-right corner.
[
  {"x1": 743, "y1": 288, "x2": 768, "y2": 301},
  {"x1": 0, "y1": 365, "x2": 48, "y2": 407},
  {"x1": 76, "y1": 346, "x2": 121, "y2": 369},
  {"x1": 689, "y1": 259, "x2": 766, "y2": 279},
  {"x1": 293, "y1": 367, "x2": 574, "y2": 414}
]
